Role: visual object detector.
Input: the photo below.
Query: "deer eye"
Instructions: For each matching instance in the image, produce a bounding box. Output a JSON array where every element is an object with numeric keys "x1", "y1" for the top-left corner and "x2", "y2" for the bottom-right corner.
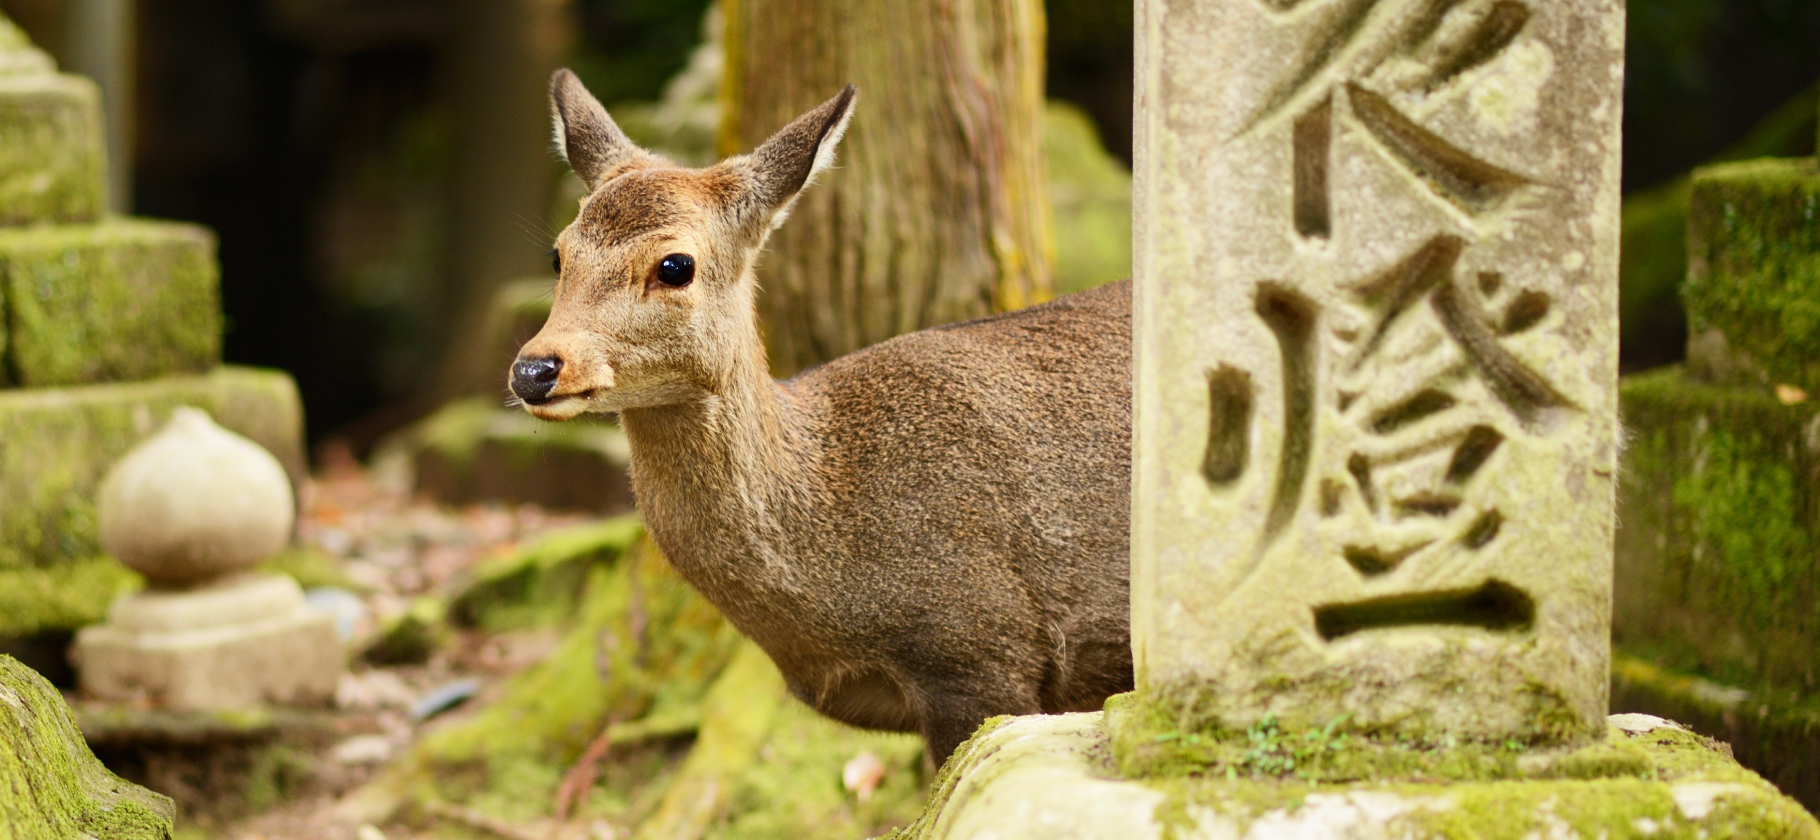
[
  {"x1": 656, "y1": 253, "x2": 695, "y2": 287},
  {"x1": 549, "y1": 248, "x2": 561, "y2": 275}
]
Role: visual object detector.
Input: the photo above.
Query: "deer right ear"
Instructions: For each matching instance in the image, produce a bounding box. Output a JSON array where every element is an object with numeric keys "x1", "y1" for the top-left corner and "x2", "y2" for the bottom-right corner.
[{"x1": 551, "y1": 69, "x2": 645, "y2": 189}]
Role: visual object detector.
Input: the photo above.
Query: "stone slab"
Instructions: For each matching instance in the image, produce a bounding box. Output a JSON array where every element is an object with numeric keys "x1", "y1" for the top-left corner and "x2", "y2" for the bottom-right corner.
[
  {"x1": 0, "y1": 71, "x2": 106, "y2": 227},
  {"x1": 375, "y1": 396, "x2": 633, "y2": 513},
  {"x1": 0, "y1": 654, "x2": 175, "y2": 838},
  {"x1": 1613, "y1": 653, "x2": 1820, "y2": 817},
  {"x1": 0, "y1": 366, "x2": 307, "y2": 571},
  {"x1": 1683, "y1": 157, "x2": 1820, "y2": 393},
  {"x1": 1129, "y1": 0, "x2": 1623, "y2": 740},
  {"x1": 894, "y1": 708, "x2": 1820, "y2": 839},
  {"x1": 1614, "y1": 368, "x2": 1820, "y2": 689},
  {"x1": 74, "y1": 574, "x2": 342, "y2": 710},
  {"x1": 0, "y1": 219, "x2": 221, "y2": 387}
]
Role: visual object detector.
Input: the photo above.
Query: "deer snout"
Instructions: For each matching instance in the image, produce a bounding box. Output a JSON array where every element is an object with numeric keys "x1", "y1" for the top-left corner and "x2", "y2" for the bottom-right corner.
[{"x1": 511, "y1": 356, "x2": 563, "y2": 404}]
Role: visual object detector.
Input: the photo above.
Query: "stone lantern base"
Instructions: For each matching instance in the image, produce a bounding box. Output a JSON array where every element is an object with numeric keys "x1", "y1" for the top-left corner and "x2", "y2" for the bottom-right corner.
[
  {"x1": 74, "y1": 573, "x2": 341, "y2": 710},
  {"x1": 892, "y1": 707, "x2": 1820, "y2": 839}
]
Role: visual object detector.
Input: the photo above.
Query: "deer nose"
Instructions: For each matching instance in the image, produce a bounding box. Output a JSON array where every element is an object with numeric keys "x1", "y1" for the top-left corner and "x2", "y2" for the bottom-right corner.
[{"x1": 511, "y1": 356, "x2": 563, "y2": 403}]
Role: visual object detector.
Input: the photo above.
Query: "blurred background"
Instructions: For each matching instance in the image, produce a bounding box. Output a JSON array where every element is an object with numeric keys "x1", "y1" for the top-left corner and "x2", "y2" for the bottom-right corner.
[{"x1": 2, "y1": 0, "x2": 1814, "y2": 455}]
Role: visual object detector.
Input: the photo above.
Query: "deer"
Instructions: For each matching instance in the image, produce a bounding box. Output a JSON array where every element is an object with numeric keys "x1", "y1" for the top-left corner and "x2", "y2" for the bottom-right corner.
[{"x1": 510, "y1": 69, "x2": 1133, "y2": 766}]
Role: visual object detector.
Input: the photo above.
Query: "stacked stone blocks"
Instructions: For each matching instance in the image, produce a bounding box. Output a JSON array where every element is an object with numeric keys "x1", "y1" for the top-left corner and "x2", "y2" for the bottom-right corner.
[
  {"x1": 0, "y1": 14, "x2": 305, "y2": 642},
  {"x1": 1612, "y1": 94, "x2": 1820, "y2": 809}
]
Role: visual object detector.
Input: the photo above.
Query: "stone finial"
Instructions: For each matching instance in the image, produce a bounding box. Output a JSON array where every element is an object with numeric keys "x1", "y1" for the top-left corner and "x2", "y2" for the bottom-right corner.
[{"x1": 97, "y1": 406, "x2": 294, "y2": 587}]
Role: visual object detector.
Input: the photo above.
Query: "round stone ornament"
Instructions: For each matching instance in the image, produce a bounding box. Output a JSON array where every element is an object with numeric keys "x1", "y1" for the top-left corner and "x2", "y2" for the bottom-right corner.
[{"x1": 98, "y1": 407, "x2": 295, "y2": 587}]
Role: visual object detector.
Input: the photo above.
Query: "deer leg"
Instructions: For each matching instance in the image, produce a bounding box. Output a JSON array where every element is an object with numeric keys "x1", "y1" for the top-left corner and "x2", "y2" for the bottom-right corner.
[{"x1": 916, "y1": 683, "x2": 1041, "y2": 768}]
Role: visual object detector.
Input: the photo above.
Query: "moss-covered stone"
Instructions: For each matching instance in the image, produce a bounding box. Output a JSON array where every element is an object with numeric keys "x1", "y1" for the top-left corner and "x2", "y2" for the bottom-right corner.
[
  {"x1": 379, "y1": 396, "x2": 633, "y2": 514},
  {"x1": 1613, "y1": 652, "x2": 1820, "y2": 815},
  {"x1": 1614, "y1": 368, "x2": 1820, "y2": 690},
  {"x1": 378, "y1": 532, "x2": 742, "y2": 824},
  {"x1": 0, "y1": 654, "x2": 175, "y2": 839},
  {"x1": 448, "y1": 515, "x2": 645, "y2": 631},
  {"x1": 0, "y1": 72, "x2": 105, "y2": 228},
  {"x1": 0, "y1": 219, "x2": 221, "y2": 387},
  {"x1": 891, "y1": 709, "x2": 1820, "y2": 840},
  {"x1": 0, "y1": 14, "x2": 56, "y2": 78},
  {"x1": 0, "y1": 366, "x2": 307, "y2": 572},
  {"x1": 1683, "y1": 156, "x2": 1820, "y2": 393},
  {"x1": 0, "y1": 555, "x2": 140, "y2": 638}
]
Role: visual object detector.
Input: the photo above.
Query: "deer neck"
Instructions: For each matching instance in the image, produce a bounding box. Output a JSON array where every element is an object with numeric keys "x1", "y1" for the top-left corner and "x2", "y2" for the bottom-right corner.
[{"x1": 616, "y1": 342, "x2": 818, "y2": 599}]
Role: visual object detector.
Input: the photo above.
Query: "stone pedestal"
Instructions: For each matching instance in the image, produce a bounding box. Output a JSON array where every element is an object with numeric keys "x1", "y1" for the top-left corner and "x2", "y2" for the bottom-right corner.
[{"x1": 74, "y1": 574, "x2": 340, "y2": 710}]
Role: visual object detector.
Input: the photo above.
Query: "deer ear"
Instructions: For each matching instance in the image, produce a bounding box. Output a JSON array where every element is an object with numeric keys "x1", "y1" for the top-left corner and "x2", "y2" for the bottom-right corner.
[
  {"x1": 551, "y1": 68, "x2": 645, "y2": 189},
  {"x1": 745, "y1": 85, "x2": 858, "y2": 216}
]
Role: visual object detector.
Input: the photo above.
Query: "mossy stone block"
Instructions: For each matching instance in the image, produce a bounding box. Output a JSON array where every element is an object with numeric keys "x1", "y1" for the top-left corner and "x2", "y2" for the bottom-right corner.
[
  {"x1": 0, "y1": 219, "x2": 221, "y2": 387},
  {"x1": 1683, "y1": 157, "x2": 1820, "y2": 392},
  {"x1": 0, "y1": 655, "x2": 175, "y2": 839},
  {"x1": 0, "y1": 72, "x2": 106, "y2": 227},
  {"x1": 1613, "y1": 653, "x2": 1820, "y2": 815},
  {"x1": 0, "y1": 555, "x2": 140, "y2": 638},
  {"x1": 1614, "y1": 368, "x2": 1820, "y2": 690},
  {"x1": 0, "y1": 366, "x2": 306, "y2": 573},
  {"x1": 378, "y1": 396, "x2": 633, "y2": 514},
  {"x1": 890, "y1": 709, "x2": 1820, "y2": 840}
]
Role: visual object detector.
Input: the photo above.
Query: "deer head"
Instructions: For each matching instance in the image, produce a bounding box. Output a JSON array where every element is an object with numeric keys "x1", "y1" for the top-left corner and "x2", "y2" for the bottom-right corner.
[{"x1": 510, "y1": 69, "x2": 857, "y2": 420}]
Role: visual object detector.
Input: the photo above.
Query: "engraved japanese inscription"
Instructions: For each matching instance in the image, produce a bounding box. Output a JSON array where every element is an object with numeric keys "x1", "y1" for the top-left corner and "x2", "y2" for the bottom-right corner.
[{"x1": 1131, "y1": 0, "x2": 1623, "y2": 741}]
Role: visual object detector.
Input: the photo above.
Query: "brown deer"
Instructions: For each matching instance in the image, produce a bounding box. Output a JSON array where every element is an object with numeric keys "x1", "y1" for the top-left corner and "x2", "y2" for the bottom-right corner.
[{"x1": 511, "y1": 69, "x2": 1132, "y2": 765}]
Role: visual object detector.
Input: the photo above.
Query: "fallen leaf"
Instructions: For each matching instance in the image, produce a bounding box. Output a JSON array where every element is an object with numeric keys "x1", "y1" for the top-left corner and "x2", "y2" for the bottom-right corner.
[{"x1": 842, "y1": 750, "x2": 887, "y2": 802}]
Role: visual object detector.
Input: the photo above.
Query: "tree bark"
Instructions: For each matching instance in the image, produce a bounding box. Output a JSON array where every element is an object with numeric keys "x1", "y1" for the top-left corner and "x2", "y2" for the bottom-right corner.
[{"x1": 720, "y1": 0, "x2": 1052, "y2": 375}]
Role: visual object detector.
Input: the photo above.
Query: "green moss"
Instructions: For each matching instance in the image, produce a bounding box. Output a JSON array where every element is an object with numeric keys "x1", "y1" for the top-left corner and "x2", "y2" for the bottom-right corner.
[
  {"x1": 1044, "y1": 101, "x2": 1132, "y2": 295},
  {"x1": 0, "y1": 72, "x2": 105, "y2": 226},
  {"x1": 449, "y1": 515, "x2": 644, "y2": 630},
  {"x1": 385, "y1": 532, "x2": 742, "y2": 823},
  {"x1": 0, "y1": 655, "x2": 175, "y2": 838},
  {"x1": 363, "y1": 596, "x2": 448, "y2": 666},
  {"x1": 1615, "y1": 368, "x2": 1820, "y2": 687},
  {"x1": 0, "y1": 366, "x2": 307, "y2": 571},
  {"x1": 1104, "y1": 691, "x2": 1620, "y2": 785},
  {"x1": 639, "y1": 641, "x2": 927, "y2": 840},
  {"x1": 0, "y1": 218, "x2": 221, "y2": 387},
  {"x1": 1682, "y1": 157, "x2": 1820, "y2": 391},
  {"x1": 0, "y1": 555, "x2": 139, "y2": 637}
]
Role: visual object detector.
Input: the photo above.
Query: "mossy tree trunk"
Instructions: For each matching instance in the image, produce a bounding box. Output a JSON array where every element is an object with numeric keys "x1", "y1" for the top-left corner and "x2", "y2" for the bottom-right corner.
[{"x1": 719, "y1": 0, "x2": 1053, "y2": 375}]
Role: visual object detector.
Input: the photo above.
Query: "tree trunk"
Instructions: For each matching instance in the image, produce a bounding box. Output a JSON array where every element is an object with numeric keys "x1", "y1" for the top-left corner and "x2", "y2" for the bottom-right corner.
[
  {"x1": 433, "y1": 0, "x2": 571, "y2": 398},
  {"x1": 720, "y1": 0, "x2": 1052, "y2": 375}
]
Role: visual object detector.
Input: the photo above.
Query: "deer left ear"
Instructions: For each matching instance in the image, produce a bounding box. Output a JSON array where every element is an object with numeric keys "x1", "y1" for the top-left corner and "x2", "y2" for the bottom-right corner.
[{"x1": 744, "y1": 85, "x2": 858, "y2": 218}]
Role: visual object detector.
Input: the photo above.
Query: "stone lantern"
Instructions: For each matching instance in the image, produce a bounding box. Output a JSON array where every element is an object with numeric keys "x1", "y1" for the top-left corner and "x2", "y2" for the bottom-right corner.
[{"x1": 73, "y1": 407, "x2": 341, "y2": 710}]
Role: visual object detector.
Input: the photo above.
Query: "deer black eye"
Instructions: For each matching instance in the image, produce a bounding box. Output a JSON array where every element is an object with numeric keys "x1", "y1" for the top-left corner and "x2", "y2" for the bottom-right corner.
[
  {"x1": 549, "y1": 248, "x2": 561, "y2": 275},
  {"x1": 657, "y1": 253, "x2": 695, "y2": 287}
]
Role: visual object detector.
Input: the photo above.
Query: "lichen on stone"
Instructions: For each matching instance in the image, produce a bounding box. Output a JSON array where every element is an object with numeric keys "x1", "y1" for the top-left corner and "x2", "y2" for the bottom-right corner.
[{"x1": 0, "y1": 654, "x2": 175, "y2": 838}]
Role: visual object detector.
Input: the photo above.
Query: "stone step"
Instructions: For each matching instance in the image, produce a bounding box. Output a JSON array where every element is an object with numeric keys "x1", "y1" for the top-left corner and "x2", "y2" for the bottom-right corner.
[
  {"x1": 0, "y1": 218, "x2": 221, "y2": 387},
  {"x1": 0, "y1": 366, "x2": 306, "y2": 578},
  {"x1": 0, "y1": 71, "x2": 106, "y2": 226},
  {"x1": 1683, "y1": 157, "x2": 1820, "y2": 393},
  {"x1": 1614, "y1": 367, "x2": 1819, "y2": 690}
]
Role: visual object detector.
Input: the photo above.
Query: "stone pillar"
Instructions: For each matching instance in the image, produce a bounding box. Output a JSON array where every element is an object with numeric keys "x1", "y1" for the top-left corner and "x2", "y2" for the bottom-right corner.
[{"x1": 1130, "y1": 0, "x2": 1624, "y2": 742}]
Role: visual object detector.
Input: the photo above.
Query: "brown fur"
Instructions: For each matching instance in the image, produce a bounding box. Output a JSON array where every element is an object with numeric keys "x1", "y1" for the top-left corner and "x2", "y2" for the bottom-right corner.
[{"x1": 516, "y1": 70, "x2": 1132, "y2": 764}]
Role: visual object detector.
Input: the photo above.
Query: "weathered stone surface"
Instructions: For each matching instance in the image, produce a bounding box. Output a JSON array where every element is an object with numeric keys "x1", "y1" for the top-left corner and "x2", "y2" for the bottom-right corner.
[
  {"x1": 1614, "y1": 368, "x2": 1820, "y2": 689},
  {"x1": 1129, "y1": 0, "x2": 1624, "y2": 741},
  {"x1": 0, "y1": 654, "x2": 176, "y2": 839},
  {"x1": 0, "y1": 555, "x2": 139, "y2": 638},
  {"x1": 891, "y1": 708, "x2": 1820, "y2": 840},
  {"x1": 376, "y1": 396, "x2": 633, "y2": 514},
  {"x1": 0, "y1": 219, "x2": 221, "y2": 387},
  {"x1": 1683, "y1": 157, "x2": 1820, "y2": 393},
  {"x1": 0, "y1": 14, "x2": 56, "y2": 77},
  {"x1": 0, "y1": 366, "x2": 307, "y2": 571},
  {"x1": 0, "y1": 71, "x2": 106, "y2": 227},
  {"x1": 99, "y1": 408, "x2": 295, "y2": 587},
  {"x1": 1613, "y1": 653, "x2": 1820, "y2": 817},
  {"x1": 74, "y1": 573, "x2": 342, "y2": 710}
]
